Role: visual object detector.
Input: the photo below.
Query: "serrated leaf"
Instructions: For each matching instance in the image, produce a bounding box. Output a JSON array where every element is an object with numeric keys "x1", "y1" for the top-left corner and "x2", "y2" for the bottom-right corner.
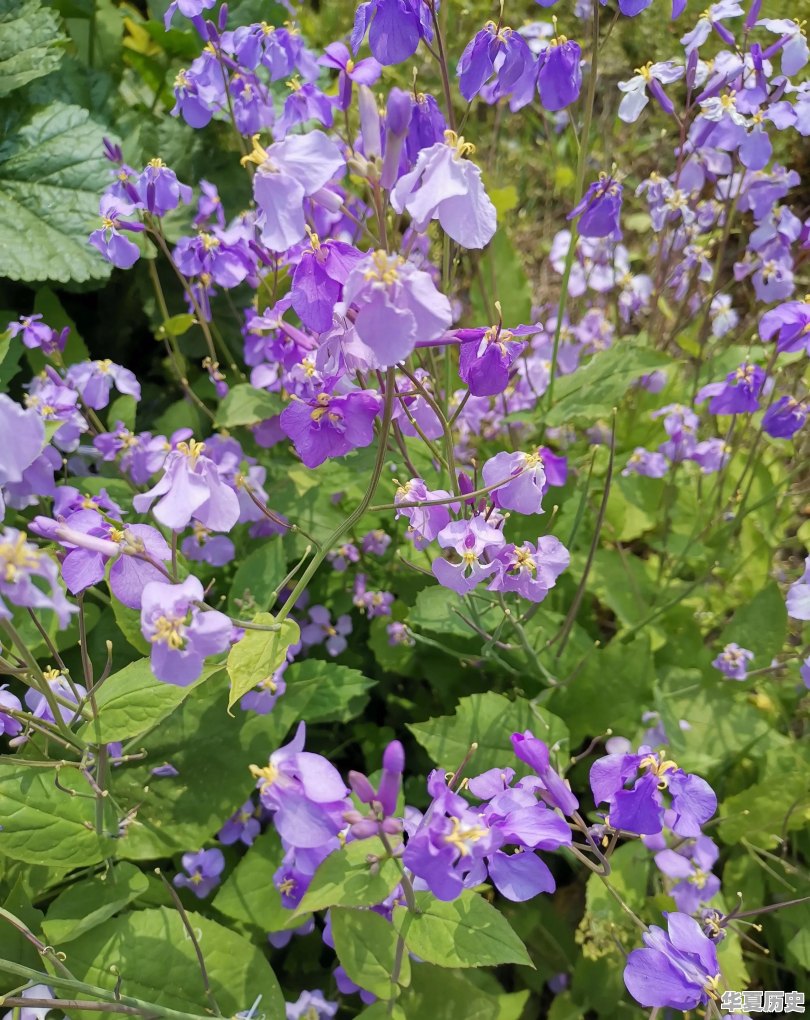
[
  {"x1": 226, "y1": 614, "x2": 300, "y2": 711},
  {"x1": 215, "y1": 384, "x2": 283, "y2": 427},
  {"x1": 66, "y1": 907, "x2": 285, "y2": 1018},
  {"x1": 546, "y1": 343, "x2": 670, "y2": 427},
  {"x1": 0, "y1": 103, "x2": 114, "y2": 283},
  {"x1": 409, "y1": 586, "x2": 503, "y2": 639},
  {"x1": 0, "y1": 767, "x2": 114, "y2": 867},
  {"x1": 77, "y1": 659, "x2": 222, "y2": 744},
  {"x1": 282, "y1": 659, "x2": 377, "y2": 724},
  {"x1": 408, "y1": 692, "x2": 568, "y2": 776},
  {"x1": 331, "y1": 907, "x2": 409, "y2": 999},
  {"x1": 42, "y1": 862, "x2": 149, "y2": 944},
  {"x1": 296, "y1": 838, "x2": 403, "y2": 915},
  {"x1": 393, "y1": 891, "x2": 533, "y2": 969},
  {"x1": 0, "y1": 0, "x2": 65, "y2": 97}
]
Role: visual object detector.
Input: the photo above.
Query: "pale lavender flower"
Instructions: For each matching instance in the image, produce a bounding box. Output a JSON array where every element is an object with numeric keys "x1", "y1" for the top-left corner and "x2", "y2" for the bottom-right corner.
[{"x1": 173, "y1": 848, "x2": 225, "y2": 898}]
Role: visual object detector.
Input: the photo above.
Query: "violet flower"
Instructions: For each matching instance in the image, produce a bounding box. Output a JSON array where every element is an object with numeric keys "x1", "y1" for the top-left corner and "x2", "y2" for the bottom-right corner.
[
  {"x1": 133, "y1": 439, "x2": 240, "y2": 532},
  {"x1": 6, "y1": 314, "x2": 69, "y2": 355},
  {"x1": 395, "y1": 478, "x2": 457, "y2": 549},
  {"x1": 489, "y1": 537, "x2": 570, "y2": 603},
  {"x1": 0, "y1": 528, "x2": 75, "y2": 627},
  {"x1": 65, "y1": 359, "x2": 141, "y2": 410},
  {"x1": 285, "y1": 990, "x2": 338, "y2": 1020},
  {"x1": 0, "y1": 395, "x2": 44, "y2": 520},
  {"x1": 568, "y1": 173, "x2": 623, "y2": 240},
  {"x1": 173, "y1": 848, "x2": 225, "y2": 898},
  {"x1": 762, "y1": 396, "x2": 807, "y2": 439},
  {"x1": 618, "y1": 61, "x2": 684, "y2": 123},
  {"x1": 590, "y1": 746, "x2": 717, "y2": 837},
  {"x1": 299, "y1": 605, "x2": 353, "y2": 656},
  {"x1": 342, "y1": 250, "x2": 453, "y2": 367},
  {"x1": 712, "y1": 642, "x2": 753, "y2": 680},
  {"x1": 134, "y1": 159, "x2": 192, "y2": 216},
  {"x1": 536, "y1": 32, "x2": 582, "y2": 111},
  {"x1": 140, "y1": 576, "x2": 234, "y2": 686},
  {"x1": 624, "y1": 912, "x2": 722, "y2": 1009},
  {"x1": 0, "y1": 685, "x2": 22, "y2": 737},
  {"x1": 456, "y1": 321, "x2": 535, "y2": 396},
  {"x1": 511, "y1": 731, "x2": 579, "y2": 815},
  {"x1": 344, "y1": 739, "x2": 404, "y2": 839},
  {"x1": 218, "y1": 800, "x2": 261, "y2": 846},
  {"x1": 482, "y1": 450, "x2": 547, "y2": 514},
  {"x1": 319, "y1": 42, "x2": 382, "y2": 110},
  {"x1": 25, "y1": 670, "x2": 87, "y2": 726},
  {"x1": 786, "y1": 555, "x2": 810, "y2": 620},
  {"x1": 759, "y1": 297, "x2": 810, "y2": 355},
  {"x1": 351, "y1": 0, "x2": 432, "y2": 66},
  {"x1": 279, "y1": 390, "x2": 382, "y2": 468},
  {"x1": 432, "y1": 514, "x2": 505, "y2": 595},
  {"x1": 695, "y1": 362, "x2": 767, "y2": 414},
  {"x1": 391, "y1": 131, "x2": 497, "y2": 249},
  {"x1": 654, "y1": 836, "x2": 721, "y2": 914},
  {"x1": 88, "y1": 195, "x2": 143, "y2": 270},
  {"x1": 291, "y1": 234, "x2": 365, "y2": 334}
]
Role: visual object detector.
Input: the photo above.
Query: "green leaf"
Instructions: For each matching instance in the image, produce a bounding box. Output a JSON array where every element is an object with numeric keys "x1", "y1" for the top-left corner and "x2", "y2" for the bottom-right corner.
[
  {"x1": 392, "y1": 891, "x2": 533, "y2": 969},
  {"x1": 159, "y1": 312, "x2": 197, "y2": 338},
  {"x1": 213, "y1": 830, "x2": 304, "y2": 934},
  {"x1": 0, "y1": 767, "x2": 114, "y2": 867},
  {"x1": 0, "y1": 0, "x2": 65, "y2": 97},
  {"x1": 77, "y1": 659, "x2": 223, "y2": 743},
  {"x1": 226, "y1": 613, "x2": 301, "y2": 711},
  {"x1": 330, "y1": 907, "x2": 410, "y2": 999},
  {"x1": 0, "y1": 103, "x2": 114, "y2": 283},
  {"x1": 215, "y1": 383, "x2": 284, "y2": 427},
  {"x1": 408, "y1": 692, "x2": 568, "y2": 776},
  {"x1": 397, "y1": 965, "x2": 501, "y2": 1020},
  {"x1": 110, "y1": 678, "x2": 290, "y2": 859},
  {"x1": 718, "y1": 582, "x2": 787, "y2": 667},
  {"x1": 296, "y1": 838, "x2": 403, "y2": 915},
  {"x1": 66, "y1": 907, "x2": 285, "y2": 1018},
  {"x1": 42, "y1": 862, "x2": 149, "y2": 944},
  {"x1": 469, "y1": 230, "x2": 532, "y2": 324},
  {"x1": 282, "y1": 659, "x2": 377, "y2": 724},
  {"x1": 409, "y1": 586, "x2": 503, "y2": 639},
  {"x1": 546, "y1": 343, "x2": 670, "y2": 426},
  {"x1": 228, "y1": 540, "x2": 286, "y2": 616}
]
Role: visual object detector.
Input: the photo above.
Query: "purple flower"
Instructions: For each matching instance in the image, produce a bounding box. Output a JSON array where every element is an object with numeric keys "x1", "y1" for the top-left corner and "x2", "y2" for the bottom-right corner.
[
  {"x1": 624, "y1": 912, "x2": 721, "y2": 1009},
  {"x1": 140, "y1": 576, "x2": 234, "y2": 686},
  {"x1": 590, "y1": 747, "x2": 717, "y2": 837},
  {"x1": 763, "y1": 396, "x2": 807, "y2": 439},
  {"x1": 0, "y1": 528, "x2": 75, "y2": 627},
  {"x1": 391, "y1": 132, "x2": 496, "y2": 249},
  {"x1": 536, "y1": 35, "x2": 582, "y2": 111},
  {"x1": 351, "y1": 0, "x2": 432, "y2": 66},
  {"x1": 457, "y1": 21, "x2": 534, "y2": 103},
  {"x1": 482, "y1": 450, "x2": 546, "y2": 514},
  {"x1": 173, "y1": 230, "x2": 254, "y2": 290},
  {"x1": 759, "y1": 297, "x2": 810, "y2": 355},
  {"x1": 291, "y1": 235, "x2": 364, "y2": 334},
  {"x1": 0, "y1": 685, "x2": 22, "y2": 737},
  {"x1": 712, "y1": 642, "x2": 753, "y2": 680},
  {"x1": 25, "y1": 670, "x2": 87, "y2": 726},
  {"x1": 280, "y1": 390, "x2": 382, "y2": 469},
  {"x1": 361, "y1": 529, "x2": 391, "y2": 555},
  {"x1": 133, "y1": 439, "x2": 240, "y2": 532},
  {"x1": 299, "y1": 605, "x2": 352, "y2": 656},
  {"x1": 88, "y1": 195, "x2": 143, "y2": 270},
  {"x1": 696, "y1": 362, "x2": 767, "y2": 415},
  {"x1": 285, "y1": 990, "x2": 338, "y2": 1020},
  {"x1": 387, "y1": 621, "x2": 414, "y2": 646},
  {"x1": 511, "y1": 731, "x2": 579, "y2": 815},
  {"x1": 489, "y1": 536, "x2": 570, "y2": 603},
  {"x1": 568, "y1": 173, "x2": 623, "y2": 240},
  {"x1": 0, "y1": 395, "x2": 44, "y2": 519},
  {"x1": 251, "y1": 722, "x2": 350, "y2": 849},
  {"x1": 352, "y1": 574, "x2": 394, "y2": 617},
  {"x1": 681, "y1": 1, "x2": 744, "y2": 53},
  {"x1": 622, "y1": 448, "x2": 669, "y2": 478},
  {"x1": 6, "y1": 314, "x2": 69, "y2": 355},
  {"x1": 247, "y1": 132, "x2": 345, "y2": 253},
  {"x1": 343, "y1": 251, "x2": 453, "y2": 367},
  {"x1": 134, "y1": 159, "x2": 192, "y2": 216},
  {"x1": 786, "y1": 555, "x2": 810, "y2": 621},
  {"x1": 181, "y1": 525, "x2": 235, "y2": 567},
  {"x1": 173, "y1": 848, "x2": 225, "y2": 898},
  {"x1": 65, "y1": 360, "x2": 141, "y2": 410},
  {"x1": 218, "y1": 800, "x2": 261, "y2": 846},
  {"x1": 618, "y1": 61, "x2": 684, "y2": 123},
  {"x1": 654, "y1": 836, "x2": 721, "y2": 914},
  {"x1": 395, "y1": 478, "x2": 457, "y2": 549},
  {"x1": 319, "y1": 42, "x2": 382, "y2": 110},
  {"x1": 345, "y1": 739, "x2": 404, "y2": 839},
  {"x1": 432, "y1": 514, "x2": 505, "y2": 595},
  {"x1": 456, "y1": 321, "x2": 535, "y2": 396}
]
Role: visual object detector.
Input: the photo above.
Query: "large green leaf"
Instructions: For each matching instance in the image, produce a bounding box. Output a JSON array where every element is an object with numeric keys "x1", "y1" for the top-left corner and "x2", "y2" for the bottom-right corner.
[
  {"x1": 66, "y1": 907, "x2": 285, "y2": 1019},
  {"x1": 215, "y1": 384, "x2": 283, "y2": 427},
  {"x1": 408, "y1": 692, "x2": 568, "y2": 776},
  {"x1": 281, "y1": 659, "x2": 377, "y2": 724},
  {"x1": 395, "y1": 964, "x2": 501, "y2": 1020},
  {"x1": 110, "y1": 677, "x2": 290, "y2": 859},
  {"x1": 0, "y1": 0, "x2": 65, "y2": 97},
  {"x1": 392, "y1": 891, "x2": 533, "y2": 969},
  {"x1": 0, "y1": 766, "x2": 114, "y2": 867},
  {"x1": 330, "y1": 907, "x2": 410, "y2": 999},
  {"x1": 295, "y1": 837, "x2": 403, "y2": 915},
  {"x1": 228, "y1": 540, "x2": 287, "y2": 616},
  {"x1": 0, "y1": 103, "x2": 113, "y2": 283},
  {"x1": 212, "y1": 830, "x2": 304, "y2": 934},
  {"x1": 227, "y1": 614, "x2": 300, "y2": 711},
  {"x1": 42, "y1": 862, "x2": 149, "y2": 944},
  {"x1": 77, "y1": 660, "x2": 223, "y2": 743}
]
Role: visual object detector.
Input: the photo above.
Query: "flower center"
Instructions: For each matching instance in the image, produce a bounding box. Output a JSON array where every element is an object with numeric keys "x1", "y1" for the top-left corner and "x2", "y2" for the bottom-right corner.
[
  {"x1": 0, "y1": 532, "x2": 40, "y2": 583},
  {"x1": 363, "y1": 250, "x2": 403, "y2": 285},
  {"x1": 444, "y1": 816, "x2": 489, "y2": 857},
  {"x1": 177, "y1": 439, "x2": 206, "y2": 466},
  {"x1": 150, "y1": 615, "x2": 186, "y2": 650},
  {"x1": 444, "y1": 129, "x2": 476, "y2": 159}
]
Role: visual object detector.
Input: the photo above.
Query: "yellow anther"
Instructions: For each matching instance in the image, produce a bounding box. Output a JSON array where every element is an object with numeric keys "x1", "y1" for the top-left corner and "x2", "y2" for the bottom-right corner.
[
  {"x1": 150, "y1": 615, "x2": 186, "y2": 650},
  {"x1": 240, "y1": 134, "x2": 270, "y2": 168},
  {"x1": 250, "y1": 761, "x2": 279, "y2": 788},
  {"x1": 444, "y1": 816, "x2": 489, "y2": 857},
  {"x1": 177, "y1": 439, "x2": 206, "y2": 466},
  {"x1": 0, "y1": 531, "x2": 41, "y2": 583},
  {"x1": 363, "y1": 249, "x2": 404, "y2": 285},
  {"x1": 444, "y1": 129, "x2": 476, "y2": 158}
]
